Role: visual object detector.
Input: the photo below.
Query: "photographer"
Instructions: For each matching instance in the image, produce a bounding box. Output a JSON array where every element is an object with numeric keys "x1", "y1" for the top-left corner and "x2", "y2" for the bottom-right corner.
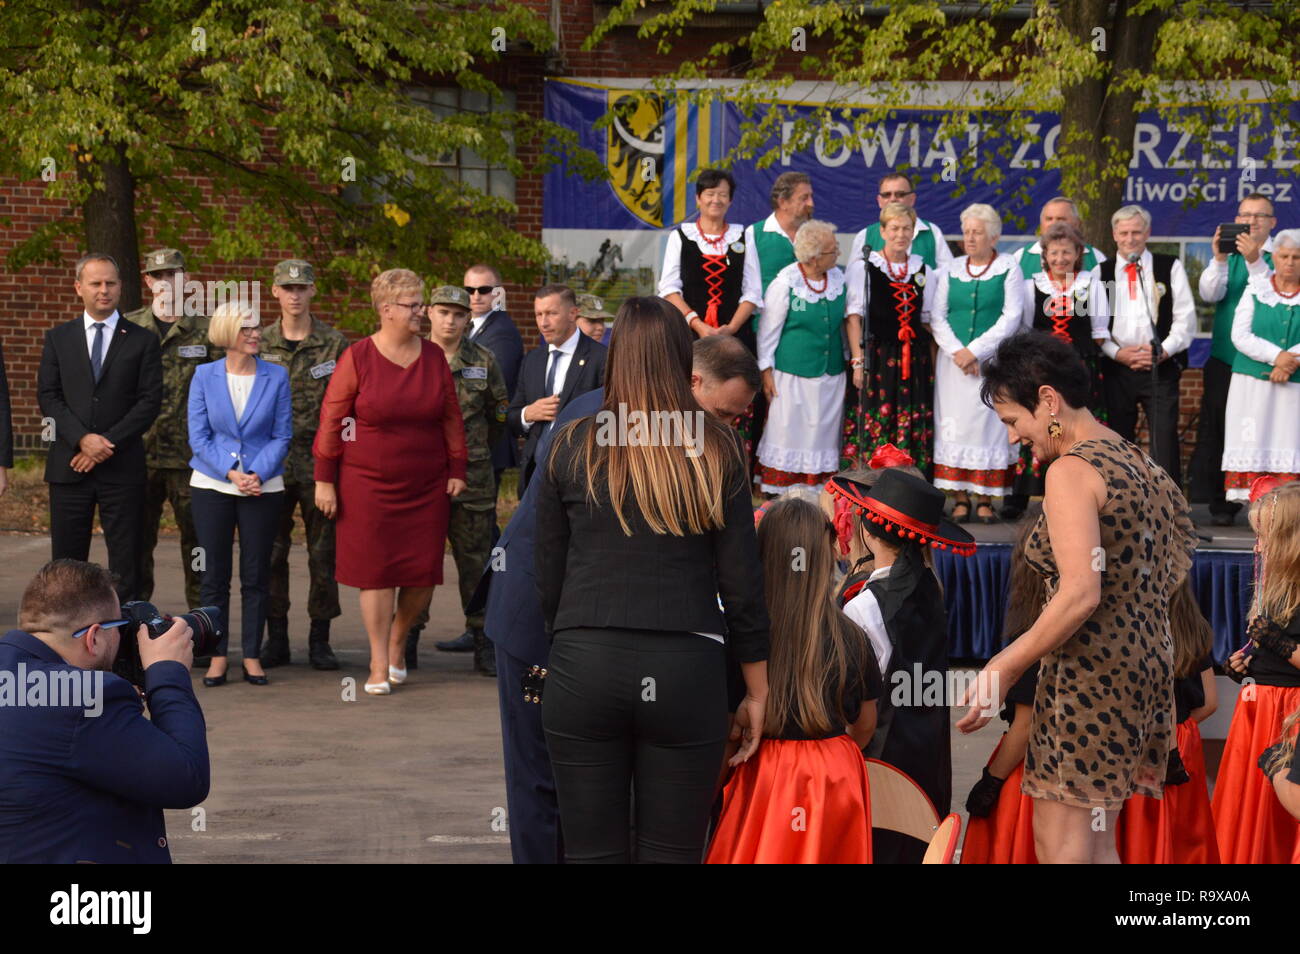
[{"x1": 0, "y1": 559, "x2": 209, "y2": 864}]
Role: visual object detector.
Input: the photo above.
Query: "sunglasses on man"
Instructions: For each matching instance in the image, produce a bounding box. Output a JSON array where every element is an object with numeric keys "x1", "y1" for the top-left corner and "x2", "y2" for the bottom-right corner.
[
  {"x1": 464, "y1": 285, "x2": 497, "y2": 296},
  {"x1": 70, "y1": 618, "x2": 132, "y2": 640}
]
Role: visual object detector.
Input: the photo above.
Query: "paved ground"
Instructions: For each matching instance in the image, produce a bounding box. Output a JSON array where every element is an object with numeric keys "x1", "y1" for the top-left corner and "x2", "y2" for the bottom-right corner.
[{"x1": 1, "y1": 506, "x2": 1240, "y2": 863}]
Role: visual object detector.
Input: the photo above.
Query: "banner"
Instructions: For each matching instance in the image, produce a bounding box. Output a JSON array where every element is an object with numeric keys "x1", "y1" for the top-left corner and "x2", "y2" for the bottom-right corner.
[{"x1": 542, "y1": 78, "x2": 1300, "y2": 295}]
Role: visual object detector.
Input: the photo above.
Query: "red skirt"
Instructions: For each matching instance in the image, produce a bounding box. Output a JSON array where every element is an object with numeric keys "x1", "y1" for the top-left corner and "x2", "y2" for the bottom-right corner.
[
  {"x1": 1211, "y1": 684, "x2": 1300, "y2": 864},
  {"x1": 960, "y1": 743, "x2": 1037, "y2": 864},
  {"x1": 706, "y1": 735, "x2": 872, "y2": 864},
  {"x1": 1115, "y1": 719, "x2": 1220, "y2": 864}
]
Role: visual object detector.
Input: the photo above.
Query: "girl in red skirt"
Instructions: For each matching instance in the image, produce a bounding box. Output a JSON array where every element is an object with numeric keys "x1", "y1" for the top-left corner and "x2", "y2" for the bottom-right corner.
[
  {"x1": 962, "y1": 516, "x2": 1043, "y2": 865},
  {"x1": 1215, "y1": 480, "x2": 1300, "y2": 863},
  {"x1": 1115, "y1": 578, "x2": 1220, "y2": 864},
  {"x1": 1259, "y1": 707, "x2": 1300, "y2": 840},
  {"x1": 707, "y1": 496, "x2": 880, "y2": 864}
]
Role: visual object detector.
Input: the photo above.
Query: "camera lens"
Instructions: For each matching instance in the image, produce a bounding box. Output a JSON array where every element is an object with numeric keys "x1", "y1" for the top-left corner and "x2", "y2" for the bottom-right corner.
[{"x1": 176, "y1": 607, "x2": 224, "y2": 657}]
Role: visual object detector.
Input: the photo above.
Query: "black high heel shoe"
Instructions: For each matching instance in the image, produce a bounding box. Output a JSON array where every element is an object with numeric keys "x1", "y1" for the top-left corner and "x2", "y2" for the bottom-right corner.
[
  {"x1": 242, "y1": 669, "x2": 269, "y2": 686},
  {"x1": 203, "y1": 672, "x2": 228, "y2": 688}
]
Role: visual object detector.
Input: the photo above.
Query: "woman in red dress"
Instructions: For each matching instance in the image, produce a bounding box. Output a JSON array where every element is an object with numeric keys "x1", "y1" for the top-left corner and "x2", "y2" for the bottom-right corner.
[{"x1": 313, "y1": 269, "x2": 467, "y2": 696}]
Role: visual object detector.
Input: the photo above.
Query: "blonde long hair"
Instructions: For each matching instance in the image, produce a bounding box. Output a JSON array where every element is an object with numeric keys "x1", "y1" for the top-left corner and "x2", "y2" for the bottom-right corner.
[
  {"x1": 553, "y1": 296, "x2": 744, "y2": 536},
  {"x1": 1249, "y1": 482, "x2": 1300, "y2": 626},
  {"x1": 759, "y1": 497, "x2": 869, "y2": 738}
]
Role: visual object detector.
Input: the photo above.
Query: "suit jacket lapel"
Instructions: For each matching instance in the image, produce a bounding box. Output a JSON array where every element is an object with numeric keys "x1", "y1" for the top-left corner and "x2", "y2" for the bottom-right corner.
[
  {"x1": 95, "y1": 318, "x2": 131, "y2": 385},
  {"x1": 68, "y1": 317, "x2": 97, "y2": 386},
  {"x1": 556, "y1": 334, "x2": 591, "y2": 409}
]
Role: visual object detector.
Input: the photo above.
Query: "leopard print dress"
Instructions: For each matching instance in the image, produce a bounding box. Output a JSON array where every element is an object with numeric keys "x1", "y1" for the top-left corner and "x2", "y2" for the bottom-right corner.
[{"x1": 1021, "y1": 438, "x2": 1196, "y2": 811}]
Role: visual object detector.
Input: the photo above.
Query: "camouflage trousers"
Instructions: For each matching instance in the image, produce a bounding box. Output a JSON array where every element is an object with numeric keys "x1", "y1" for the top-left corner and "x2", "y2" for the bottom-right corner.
[
  {"x1": 139, "y1": 467, "x2": 202, "y2": 609},
  {"x1": 268, "y1": 478, "x2": 341, "y2": 623},
  {"x1": 414, "y1": 504, "x2": 497, "y2": 631}
]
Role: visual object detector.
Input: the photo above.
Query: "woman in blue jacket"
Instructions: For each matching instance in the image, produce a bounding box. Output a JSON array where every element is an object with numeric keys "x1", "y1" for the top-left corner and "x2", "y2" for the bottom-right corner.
[{"x1": 188, "y1": 301, "x2": 292, "y2": 686}]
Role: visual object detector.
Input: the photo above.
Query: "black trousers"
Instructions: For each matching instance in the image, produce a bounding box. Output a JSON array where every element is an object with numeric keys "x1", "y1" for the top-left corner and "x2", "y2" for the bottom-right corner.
[
  {"x1": 191, "y1": 487, "x2": 283, "y2": 659},
  {"x1": 542, "y1": 627, "x2": 729, "y2": 863},
  {"x1": 1189, "y1": 356, "x2": 1240, "y2": 514},
  {"x1": 496, "y1": 643, "x2": 563, "y2": 864},
  {"x1": 49, "y1": 476, "x2": 144, "y2": 602},
  {"x1": 1101, "y1": 357, "x2": 1184, "y2": 488}
]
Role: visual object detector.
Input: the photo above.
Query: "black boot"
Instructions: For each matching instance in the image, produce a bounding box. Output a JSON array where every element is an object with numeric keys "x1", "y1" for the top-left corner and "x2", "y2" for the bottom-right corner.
[
  {"x1": 307, "y1": 619, "x2": 339, "y2": 671},
  {"x1": 435, "y1": 629, "x2": 475, "y2": 652},
  {"x1": 261, "y1": 617, "x2": 291, "y2": 668},
  {"x1": 472, "y1": 628, "x2": 496, "y2": 677},
  {"x1": 405, "y1": 625, "x2": 421, "y2": 670}
]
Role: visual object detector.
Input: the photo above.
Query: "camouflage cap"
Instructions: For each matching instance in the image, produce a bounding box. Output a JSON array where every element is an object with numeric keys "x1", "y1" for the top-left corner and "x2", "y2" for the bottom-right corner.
[
  {"x1": 143, "y1": 248, "x2": 185, "y2": 274},
  {"x1": 273, "y1": 259, "x2": 315, "y2": 286},
  {"x1": 576, "y1": 293, "x2": 614, "y2": 320},
  {"x1": 428, "y1": 285, "x2": 471, "y2": 310}
]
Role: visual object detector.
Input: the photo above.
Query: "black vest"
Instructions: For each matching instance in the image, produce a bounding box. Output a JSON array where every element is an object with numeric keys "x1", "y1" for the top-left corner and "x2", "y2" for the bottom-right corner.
[
  {"x1": 1030, "y1": 284, "x2": 1099, "y2": 359},
  {"x1": 678, "y1": 227, "x2": 750, "y2": 351},
  {"x1": 1099, "y1": 253, "x2": 1187, "y2": 370}
]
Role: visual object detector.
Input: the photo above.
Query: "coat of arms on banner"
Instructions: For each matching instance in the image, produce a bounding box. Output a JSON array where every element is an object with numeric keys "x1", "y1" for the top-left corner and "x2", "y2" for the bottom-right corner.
[{"x1": 607, "y1": 91, "x2": 664, "y2": 227}]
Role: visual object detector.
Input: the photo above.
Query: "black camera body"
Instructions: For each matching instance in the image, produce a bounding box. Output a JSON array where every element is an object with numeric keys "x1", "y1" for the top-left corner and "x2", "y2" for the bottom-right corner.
[
  {"x1": 1218, "y1": 223, "x2": 1250, "y2": 254},
  {"x1": 114, "y1": 601, "x2": 224, "y2": 687}
]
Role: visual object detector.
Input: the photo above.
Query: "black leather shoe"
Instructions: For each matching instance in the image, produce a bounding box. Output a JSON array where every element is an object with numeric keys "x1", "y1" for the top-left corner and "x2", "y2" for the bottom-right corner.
[
  {"x1": 261, "y1": 617, "x2": 291, "y2": 668},
  {"x1": 472, "y1": 628, "x2": 496, "y2": 677},
  {"x1": 405, "y1": 626, "x2": 421, "y2": 670},
  {"x1": 1210, "y1": 512, "x2": 1235, "y2": 527},
  {"x1": 435, "y1": 630, "x2": 475, "y2": 653},
  {"x1": 307, "y1": 619, "x2": 339, "y2": 671},
  {"x1": 202, "y1": 673, "x2": 227, "y2": 688},
  {"x1": 243, "y1": 670, "x2": 269, "y2": 686},
  {"x1": 1000, "y1": 504, "x2": 1024, "y2": 520}
]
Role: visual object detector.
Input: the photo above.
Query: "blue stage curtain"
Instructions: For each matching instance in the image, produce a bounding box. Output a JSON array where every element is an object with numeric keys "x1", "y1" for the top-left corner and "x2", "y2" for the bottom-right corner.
[{"x1": 933, "y1": 544, "x2": 1253, "y2": 664}]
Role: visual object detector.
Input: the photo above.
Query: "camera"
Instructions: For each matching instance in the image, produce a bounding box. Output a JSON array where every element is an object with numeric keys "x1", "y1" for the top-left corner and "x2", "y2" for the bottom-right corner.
[
  {"x1": 1218, "y1": 223, "x2": 1250, "y2": 254},
  {"x1": 114, "y1": 601, "x2": 224, "y2": 686}
]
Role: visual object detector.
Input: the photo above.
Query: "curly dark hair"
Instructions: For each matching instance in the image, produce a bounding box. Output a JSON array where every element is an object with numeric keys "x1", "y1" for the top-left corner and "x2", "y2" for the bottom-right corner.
[{"x1": 979, "y1": 331, "x2": 1092, "y2": 413}]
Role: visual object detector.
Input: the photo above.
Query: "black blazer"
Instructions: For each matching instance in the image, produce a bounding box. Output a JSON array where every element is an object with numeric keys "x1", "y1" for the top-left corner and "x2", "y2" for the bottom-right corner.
[
  {"x1": 535, "y1": 417, "x2": 770, "y2": 663},
  {"x1": 37, "y1": 315, "x2": 163, "y2": 484},
  {"x1": 469, "y1": 310, "x2": 525, "y2": 471},
  {"x1": 507, "y1": 331, "x2": 606, "y2": 487}
]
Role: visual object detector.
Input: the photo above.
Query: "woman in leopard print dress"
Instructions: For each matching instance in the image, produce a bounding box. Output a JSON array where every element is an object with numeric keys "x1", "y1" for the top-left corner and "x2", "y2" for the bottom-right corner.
[{"x1": 957, "y1": 332, "x2": 1195, "y2": 863}]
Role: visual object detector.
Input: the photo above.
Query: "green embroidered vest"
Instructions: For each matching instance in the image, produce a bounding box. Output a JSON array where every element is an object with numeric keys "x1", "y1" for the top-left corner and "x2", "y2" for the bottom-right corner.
[
  {"x1": 946, "y1": 270, "x2": 1006, "y2": 347},
  {"x1": 752, "y1": 223, "x2": 797, "y2": 292},
  {"x1": 1230, "y1": 290, "x2": 1300, "y2": 383},
  {"x1": 774, "y1": 280, "x2": 847, "y2": 377},
  {"x1": 1213, "y1": 251, "x2": 1274, "y2": 366}
]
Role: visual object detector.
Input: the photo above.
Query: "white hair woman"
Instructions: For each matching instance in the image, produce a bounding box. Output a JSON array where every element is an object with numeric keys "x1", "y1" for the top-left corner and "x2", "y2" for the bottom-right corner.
[
  {"x1": 188, "y1": 300, "x2": 292, "y2": 686},
  {"x1": 313, "y1": 269, "x2": 468, "y2": 695},
  {"x1": 755, "y1": 219, "x2": 847, "y2": 494},
  {"x1": 1220, "y1": 227, "x2": 1300, "y2": 499},
  {"x1": 927, "y1": 204, "x2": 1025, "y2": 523},
  {"x1": 843, "y1": 201, "x2": 938, "y2": 473}
]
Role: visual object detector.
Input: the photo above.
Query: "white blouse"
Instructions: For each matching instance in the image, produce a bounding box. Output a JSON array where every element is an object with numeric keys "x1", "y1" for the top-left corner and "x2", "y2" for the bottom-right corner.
[
  {"x1": 928, "y1": 254, "x2": 1025, "y2": 361},
  {"x1": 756, "y1": 262, "x2": 847, "y2": 372}
]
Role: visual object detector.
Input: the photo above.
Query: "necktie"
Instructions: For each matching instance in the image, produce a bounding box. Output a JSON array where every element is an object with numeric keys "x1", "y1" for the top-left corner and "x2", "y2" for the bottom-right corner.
[
  {"x1": 1124, "y1": 261, "x2": 1138, "y2": 301},
  {"x1": 90, "y1": 322, "x2": 105, "y2": 382},
  {"x1": 543, "y1": 348, "x2": 560, "y2": 432}
]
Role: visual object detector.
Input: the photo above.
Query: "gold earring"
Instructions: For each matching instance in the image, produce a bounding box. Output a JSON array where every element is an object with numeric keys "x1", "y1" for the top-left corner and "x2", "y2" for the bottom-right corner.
[{"x1": 1047, "y1": 412, "x2": 1063, "y2": 439}]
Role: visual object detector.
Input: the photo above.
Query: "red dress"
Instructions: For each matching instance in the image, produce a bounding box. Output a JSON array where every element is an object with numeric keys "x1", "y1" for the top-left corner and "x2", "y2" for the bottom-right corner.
[{"x1": 313, "y1": 337, "x2": 467, "y2": 588}]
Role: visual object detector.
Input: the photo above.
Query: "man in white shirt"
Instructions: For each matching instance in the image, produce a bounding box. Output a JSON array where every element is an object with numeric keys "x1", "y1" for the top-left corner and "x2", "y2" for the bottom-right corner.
[
  {"x1": 847, "y1": 170, "x2": 954, "y2": 270},
  {"x1": 1013, "y1": 196, "x2": 1108, "y2": 278},
  {"x1": 1097, "y1": 205, "x2": 1196, "y2": 486},
  {"x1": 1190, "y1": 193, "x2": 1276, "y2": 525}
]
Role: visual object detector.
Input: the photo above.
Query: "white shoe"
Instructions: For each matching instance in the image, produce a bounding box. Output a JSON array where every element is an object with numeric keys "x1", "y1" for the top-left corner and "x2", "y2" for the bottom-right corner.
[
  {"x1": 388, "y1": 666, "x2": 407, "y2": 686},
  {"x1": 364, "y1": 681, "x2": 392, "y2": 695}
]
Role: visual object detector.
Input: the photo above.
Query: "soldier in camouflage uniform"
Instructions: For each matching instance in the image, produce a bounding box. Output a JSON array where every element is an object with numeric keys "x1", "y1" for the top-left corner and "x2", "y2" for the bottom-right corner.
[
  {"x1": 407, "y1": 286, "x2": 509, "y2": 676},
  {"x1": 260, "y1": 260, "x2": 349, "y2": 670},
  {"x1": 126, "y1": 248, "x2": 218, "y2": 611},
  {"x1": 574, "y1": 291, "x2": 614, "y2": 345}
]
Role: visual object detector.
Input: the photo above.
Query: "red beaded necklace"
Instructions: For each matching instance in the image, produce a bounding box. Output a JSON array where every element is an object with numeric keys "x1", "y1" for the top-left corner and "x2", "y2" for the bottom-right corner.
[
  {"x1": 697, "y1": 219, "x2": 728, "y2": 252},
  {"x1": 1272, "y1": 275, "x2": 1300, "y2": 300},
  {"x1": 965, "y1": 255, "x2": 995, "y2": 279},
  {"x1": 885, "y1": 254, "x2": 910, "y2": 281},
  {"x1": 798, "y1": 262, "x2": 828, "y2": 294}
]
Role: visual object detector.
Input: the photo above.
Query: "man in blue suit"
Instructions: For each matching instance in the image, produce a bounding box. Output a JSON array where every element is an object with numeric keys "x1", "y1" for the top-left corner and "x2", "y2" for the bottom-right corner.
[
  {"x1": 0, "y1": 559, "x2": 209, "y2": 863},
  {"x1": 479, "y1": 333, "x2": 762, "y2": 863}
]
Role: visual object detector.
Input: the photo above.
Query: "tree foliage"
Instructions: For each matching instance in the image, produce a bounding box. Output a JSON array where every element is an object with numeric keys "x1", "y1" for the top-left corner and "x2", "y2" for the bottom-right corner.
[
  {"x1": 0, "y1": 0, "x2": 603, "y2": 322},
  {"x1": 587, "y1": 0, "x2": 1300, "y2": 247}
]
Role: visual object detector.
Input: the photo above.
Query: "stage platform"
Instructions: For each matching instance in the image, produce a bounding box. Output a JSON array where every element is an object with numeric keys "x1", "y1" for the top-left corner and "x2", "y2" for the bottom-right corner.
[{"x1": 936, "y1": 503, "x2": 1255, "y2": 664}]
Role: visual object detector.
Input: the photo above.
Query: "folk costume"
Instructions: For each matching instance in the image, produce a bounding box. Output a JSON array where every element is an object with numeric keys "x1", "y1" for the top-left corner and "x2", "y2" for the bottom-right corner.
[
  {"x1": 1114, "y1": 662, "x2": 1220, "y2": 865},
  {"x1": 705, "y1": 637, "x2": 881, "y2": 864},
  {"x1": 850, "y1": 218, "x2": 952, "y2": 272},
  {"x1": 843, "y1": 252, "x2": 936, "y2": 475},
  {"x1": 1221, "y1": 273, "x2": 1300, "y2": 500},
  {"x1": 960, "y1": 664, "x2": 1040, "y2": 865},
  {"x1": 1013, "y1": 240, "x2": 1105, "y2": 280},
  {"x1": 929, "y1": 253, "x2": 1025, "y2": 497},
  {"x1": 755, "y1": 262, "x2": 848, "y2": 494},
  {"x1": 829, "y1": 470, "x2": 975, "y2": 862}
]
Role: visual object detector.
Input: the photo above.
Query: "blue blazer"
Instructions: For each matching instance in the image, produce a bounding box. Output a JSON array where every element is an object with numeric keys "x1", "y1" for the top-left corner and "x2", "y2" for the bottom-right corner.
[
  {"x1": 188, "y1": 357, "x2": 292, "y2": 483},
  {"x1": 482, "y1": 388, "x2": 604, "y2": 662},
  {"x1": 468, "y1": 310, "x2": 525, "y2": 471},
  {"x1": 0, "y1": 631, "x2": 209, "y2": 863}
]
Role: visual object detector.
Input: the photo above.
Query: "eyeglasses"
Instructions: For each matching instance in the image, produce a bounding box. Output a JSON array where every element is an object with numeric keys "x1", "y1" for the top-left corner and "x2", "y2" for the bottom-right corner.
[
  {"x1": 879, "y1": 190, "x2": 914, "y2": 199},
  {"x1": 71, "y1": 618, "x2": 131, "y2": 640},
  {"x1": 238, "y1": 326, "x2": 261, "y2": 336},
  {"x1": 388, "y1": 301, "x2": 426, "y2": 315},
  {"x1": 464, "y1": 285, "x2": 496, "y2": 296},
  {"x1": 1238, "y1": 212, "x2": 1274, "y2": 220}
]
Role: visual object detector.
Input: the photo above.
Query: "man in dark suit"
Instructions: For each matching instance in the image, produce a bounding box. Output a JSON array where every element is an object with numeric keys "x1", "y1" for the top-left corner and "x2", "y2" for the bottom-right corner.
[
  {"x1": 38, "y1": 254, "x2": 163, "y2": 601},
  {"x1": 0, "y1": 559, "x2": 208, "y2": 863},
  {"x1": 506, "y1": 284, "x2": 606, "y2": 489},
  {"x1": 463, "y1": 263, "x2": 525, "y2": 486}
]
